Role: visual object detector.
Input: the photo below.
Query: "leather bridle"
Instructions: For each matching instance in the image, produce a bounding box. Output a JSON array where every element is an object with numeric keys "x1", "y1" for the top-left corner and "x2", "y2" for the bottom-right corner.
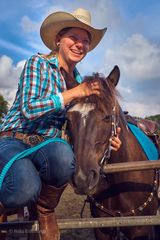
[{"x1": 99, "y1": 105, "x2": 119, "y2": 174}]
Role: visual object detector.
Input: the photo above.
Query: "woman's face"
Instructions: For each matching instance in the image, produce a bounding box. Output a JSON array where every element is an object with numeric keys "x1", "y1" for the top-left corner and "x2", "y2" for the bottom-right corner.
[{"x1": 57, "y1": 28, "x2": 90, "y2": 66}]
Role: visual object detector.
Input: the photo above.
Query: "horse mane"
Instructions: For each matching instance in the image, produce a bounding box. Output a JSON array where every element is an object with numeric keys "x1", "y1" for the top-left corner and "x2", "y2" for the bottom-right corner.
[{"x1": 77, "y1": 73, "x2": 120, "y2": 112}]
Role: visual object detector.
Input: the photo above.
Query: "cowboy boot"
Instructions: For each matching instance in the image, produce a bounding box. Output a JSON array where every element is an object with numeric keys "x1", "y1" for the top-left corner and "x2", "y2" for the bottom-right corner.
[{"x1": 37, "y1": 183, "x2": 67, "y2": 240}]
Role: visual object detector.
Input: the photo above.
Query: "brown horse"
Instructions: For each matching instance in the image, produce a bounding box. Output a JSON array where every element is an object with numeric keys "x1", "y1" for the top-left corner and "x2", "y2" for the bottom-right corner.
[{"x1": 64, "y1": 66, "x2": 159, "y2": 240}]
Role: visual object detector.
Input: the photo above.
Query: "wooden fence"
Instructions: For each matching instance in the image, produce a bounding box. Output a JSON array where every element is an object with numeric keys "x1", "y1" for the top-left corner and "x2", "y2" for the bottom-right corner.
[
  {"x1": 0, "y1": 215, "x2": 160, "y2": 232},
  {"x1": 103, "y1": 159, "x2": 160, "y2": 174}
]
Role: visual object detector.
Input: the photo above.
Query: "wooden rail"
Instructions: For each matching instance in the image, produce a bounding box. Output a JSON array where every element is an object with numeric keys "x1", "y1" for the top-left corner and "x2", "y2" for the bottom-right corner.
[
  {"x1": 103, "y1": 160, "x2": 160, "y2": 174},
  {"x1": 58, "y1": 215, "x2": 160, "y2": 229},
  {"x1": 0, "y1": 215, "x2": 160, "y2": 232}
]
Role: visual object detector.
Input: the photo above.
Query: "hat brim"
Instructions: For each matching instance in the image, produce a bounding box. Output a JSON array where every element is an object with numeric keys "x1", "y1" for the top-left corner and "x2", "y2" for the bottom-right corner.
[{"x1": 40, "y1": 12, "x2": 107, "y2": 52}]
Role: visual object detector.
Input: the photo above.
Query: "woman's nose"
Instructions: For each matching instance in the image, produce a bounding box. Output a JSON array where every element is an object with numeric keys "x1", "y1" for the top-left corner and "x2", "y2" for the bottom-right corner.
[{"x1": 75, "y1": 40, "x2": 84, "y2": 48}]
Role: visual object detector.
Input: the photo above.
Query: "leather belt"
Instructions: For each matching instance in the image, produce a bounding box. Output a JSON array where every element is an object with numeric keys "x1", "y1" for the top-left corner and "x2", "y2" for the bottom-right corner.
[{"x1": 0, "y1": 131, "x2": 44, "y2": 146}]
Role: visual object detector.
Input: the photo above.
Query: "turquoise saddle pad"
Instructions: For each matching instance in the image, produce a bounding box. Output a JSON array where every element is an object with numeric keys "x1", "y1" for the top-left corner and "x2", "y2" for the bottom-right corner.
[{"x1": 128, "y1": 123, "x2": 159, "y2": 160}]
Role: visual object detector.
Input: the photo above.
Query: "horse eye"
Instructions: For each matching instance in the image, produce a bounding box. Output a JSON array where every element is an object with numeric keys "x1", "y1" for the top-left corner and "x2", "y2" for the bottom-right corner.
[
  {"x1": 95, "y1": 140, "x2": 106, "y2": 147},
  {"x1": 103, "y1": 115, "x2": 111, "y2": 121}
]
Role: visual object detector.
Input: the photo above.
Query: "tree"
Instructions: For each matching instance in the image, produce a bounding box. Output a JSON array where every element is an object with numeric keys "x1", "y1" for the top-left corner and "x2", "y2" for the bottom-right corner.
[
  {"x1": 146, "y1": 114, "x2": 160, "y2": 126},
  {"x1": 0, "y1": 95, "x2": 9, "y2": 123}
]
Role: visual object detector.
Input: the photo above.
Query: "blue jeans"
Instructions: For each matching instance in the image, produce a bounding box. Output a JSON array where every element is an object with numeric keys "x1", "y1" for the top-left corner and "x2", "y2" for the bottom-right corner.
[{"x1": 0, "y1": 137, "x2": 75, "y2": 208}]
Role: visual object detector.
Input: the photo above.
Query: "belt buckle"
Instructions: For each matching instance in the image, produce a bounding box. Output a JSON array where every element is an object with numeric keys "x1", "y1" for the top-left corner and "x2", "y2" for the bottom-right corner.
[{"x1": 26, "y1": 135, "x2": 42, "y2": 146}]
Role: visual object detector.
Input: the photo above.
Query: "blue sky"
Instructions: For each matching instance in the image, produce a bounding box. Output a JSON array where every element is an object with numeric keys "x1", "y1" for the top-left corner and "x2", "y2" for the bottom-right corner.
[{"x1": 0, "y1": 0, "x2": 160, "y2": 117}]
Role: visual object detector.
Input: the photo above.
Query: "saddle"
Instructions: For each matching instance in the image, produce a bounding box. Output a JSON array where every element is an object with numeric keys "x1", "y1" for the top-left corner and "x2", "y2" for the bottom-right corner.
[{"x1": 124, "y1": 112, "x2": 160, "y2": 150}]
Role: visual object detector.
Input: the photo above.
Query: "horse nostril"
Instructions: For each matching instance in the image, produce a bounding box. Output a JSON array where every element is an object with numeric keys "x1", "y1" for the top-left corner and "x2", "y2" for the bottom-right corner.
[
  {"x1": 88, "y1": 169, "x2": 99, "y2": 191},
  {"x1": 71, "y1": 168, "x2": 100, "y2": 194}
]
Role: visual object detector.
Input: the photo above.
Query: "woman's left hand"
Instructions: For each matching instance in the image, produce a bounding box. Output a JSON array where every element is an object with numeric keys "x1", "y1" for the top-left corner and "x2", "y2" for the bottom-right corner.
[{"x1": 110, "y1": 127, "x2": 121, "y2": 151}]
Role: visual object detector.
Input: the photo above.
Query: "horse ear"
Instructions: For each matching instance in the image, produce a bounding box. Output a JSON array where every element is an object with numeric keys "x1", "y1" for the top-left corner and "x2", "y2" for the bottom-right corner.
[{"x1": 106, "y1": 65, "x2": 120, "y2": 87}]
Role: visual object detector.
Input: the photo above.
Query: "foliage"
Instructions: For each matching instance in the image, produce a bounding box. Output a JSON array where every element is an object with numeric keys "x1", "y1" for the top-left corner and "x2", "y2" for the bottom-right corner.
[
  {"x1": 0, "y1": 95, "x2": 9, "y2": 123},
  {"x1": 145, "y1": 114, "x2": 160, "y2": 126}
]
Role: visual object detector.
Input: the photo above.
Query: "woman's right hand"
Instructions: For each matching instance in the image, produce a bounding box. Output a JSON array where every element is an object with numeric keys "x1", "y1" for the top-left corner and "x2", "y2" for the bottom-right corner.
[
  {"x1": 62, "y1": 81, "x2": 101, "y2": 106},
  {"x1": 75, "y1": 81, "x2": 101, "y2": 98}
]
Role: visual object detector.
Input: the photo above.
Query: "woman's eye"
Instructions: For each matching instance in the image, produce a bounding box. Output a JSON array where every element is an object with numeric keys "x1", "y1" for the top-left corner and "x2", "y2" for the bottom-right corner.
[
  {"x1": 83, "y1": 39, "x2": 90, "y2": 45},
  {"x1": 69, "y1": 35, "x2": 77, "y2": 41},
  {"x1": 68, "y1": 35, "x2": 90, "y2": 45}
]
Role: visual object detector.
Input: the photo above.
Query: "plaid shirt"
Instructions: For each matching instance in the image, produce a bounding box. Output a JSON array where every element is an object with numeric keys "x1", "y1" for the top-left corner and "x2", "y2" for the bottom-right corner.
[{"x1": 0, "y1": 54, "x2": 82, "y2": 138}]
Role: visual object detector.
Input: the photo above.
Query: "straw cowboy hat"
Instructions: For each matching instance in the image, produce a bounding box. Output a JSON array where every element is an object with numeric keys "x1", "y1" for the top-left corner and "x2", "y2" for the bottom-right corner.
[{"x1": 40, "y1": 8, "x2": 107, "y2": 52}]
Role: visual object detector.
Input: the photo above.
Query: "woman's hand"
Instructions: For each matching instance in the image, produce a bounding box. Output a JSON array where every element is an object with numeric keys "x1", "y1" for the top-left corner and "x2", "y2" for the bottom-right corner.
[
  {"x1": 110, "y1": 127, "x2": 121, "y2": 151},
  {"x1": 62, "y1": 81, "x2": 101, "y2": 106},
  {"x1": 75, "y1": 81, "x2": 101, "y2": 98}
]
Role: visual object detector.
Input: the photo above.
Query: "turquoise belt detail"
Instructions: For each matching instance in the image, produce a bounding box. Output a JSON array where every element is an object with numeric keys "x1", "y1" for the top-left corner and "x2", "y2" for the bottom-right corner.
[{"x1": 0, "y1": 138, "x2": 69, "y2": 189}]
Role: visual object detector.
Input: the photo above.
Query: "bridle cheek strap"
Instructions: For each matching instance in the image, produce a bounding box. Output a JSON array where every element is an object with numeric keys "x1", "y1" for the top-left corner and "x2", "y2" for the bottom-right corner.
[{"x1": 100, "y1": 106, "x2": 118, "y2": 170}]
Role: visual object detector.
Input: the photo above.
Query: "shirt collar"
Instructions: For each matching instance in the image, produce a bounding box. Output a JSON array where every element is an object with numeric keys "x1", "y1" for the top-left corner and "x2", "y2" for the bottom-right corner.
[{"x1": 39, "y1": 53, "x2": 82, "y2": 83}]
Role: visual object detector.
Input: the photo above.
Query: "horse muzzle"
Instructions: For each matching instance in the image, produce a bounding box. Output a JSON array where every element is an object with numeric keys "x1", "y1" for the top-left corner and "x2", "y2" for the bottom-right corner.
[{"x1": 72, "y1": 167, "x2": 100, "y2": 195}]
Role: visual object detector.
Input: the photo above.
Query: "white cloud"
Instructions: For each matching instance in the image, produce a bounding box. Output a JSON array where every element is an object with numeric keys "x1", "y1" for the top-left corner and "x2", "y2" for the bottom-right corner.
[
  {"x1": 0, "y1": 55, "x2": 25, "y2": 88},
  {"x1": 91, "y1": 0, "x2": 122, "y2": 29},
  {"x1": 121, "y1": 101, "x2": 160, "y2": 118},
  {"x1": 16, "y1": 60, "x2": 26, "y2": 70},
  {"x1": 20, "y1": 16, "x2": 40, "y2": 33},
  {"x1": 118, "y1": 85, "x2": 132, "y2": 94},
  {"x1": 0, "y1": 88, "x2": 17, "y2": 108},
  {"x1": 105, "y1": 34, "x2": 160, "y2": 81},
  {"x1": 19, "y1": 4, "x2": 64, "y2": 52},
  {"x1": 0, "y1": 55, "x2": 25, "y2": 105}
]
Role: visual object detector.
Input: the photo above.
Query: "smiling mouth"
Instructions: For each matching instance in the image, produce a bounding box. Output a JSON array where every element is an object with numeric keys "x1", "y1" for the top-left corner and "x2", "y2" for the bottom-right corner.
[{"x1": 71, "y1": 49, "x2": 83, "y2": 55}]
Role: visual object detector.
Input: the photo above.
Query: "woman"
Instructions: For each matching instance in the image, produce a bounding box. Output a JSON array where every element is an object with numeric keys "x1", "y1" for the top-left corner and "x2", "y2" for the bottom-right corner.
[{"x1": 0, "y1": 8, "x2": 121, "y2": 240}]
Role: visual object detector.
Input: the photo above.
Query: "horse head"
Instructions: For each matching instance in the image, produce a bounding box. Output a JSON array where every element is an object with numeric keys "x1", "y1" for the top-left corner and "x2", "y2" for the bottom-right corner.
[{"x1": 66, "y1": 66, "x2": 120, "y2": 195}]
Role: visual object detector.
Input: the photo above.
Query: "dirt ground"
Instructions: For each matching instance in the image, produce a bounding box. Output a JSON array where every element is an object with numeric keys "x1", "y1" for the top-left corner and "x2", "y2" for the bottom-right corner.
[{"x1": 56, "y1": 184, "x2": 96, "y2": 240}]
